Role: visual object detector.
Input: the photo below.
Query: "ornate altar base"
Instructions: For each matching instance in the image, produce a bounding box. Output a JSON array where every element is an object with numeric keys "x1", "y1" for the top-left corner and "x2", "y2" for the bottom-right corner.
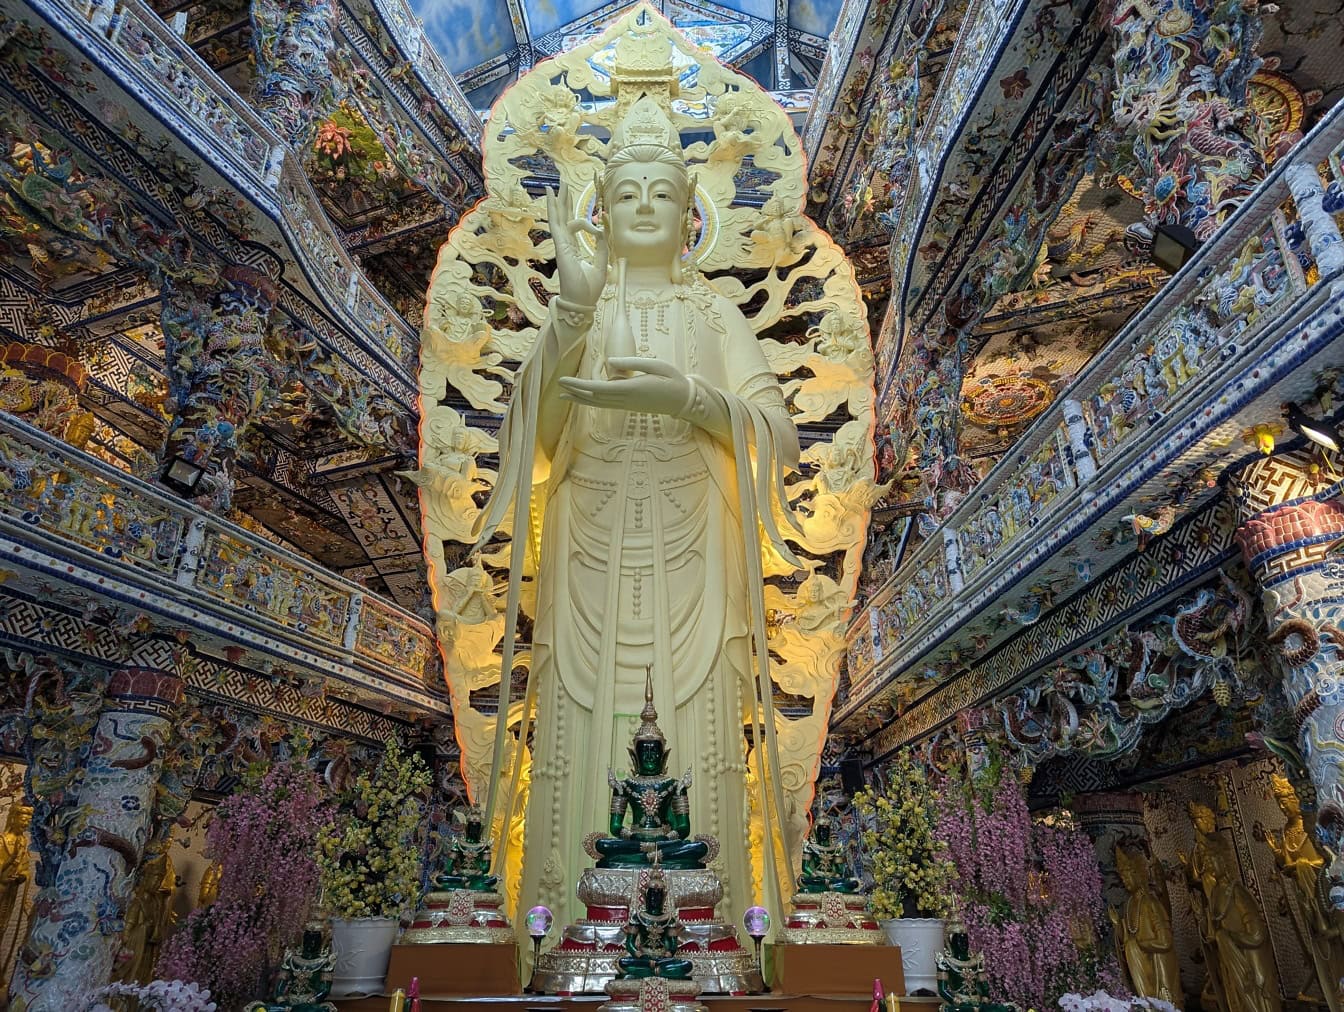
[
  {"x1": 781, "y1": 893, "x2": 882, "y2": 945},
  {"x1": 401, "y1": 889, "x2": 515, "y2": 945},
  {"x1": 334, "y1": 995, "x2": 940, "y2": 1012},
  {"x1": 531, "y1": 867, "x2": 763, "y2": 996}
]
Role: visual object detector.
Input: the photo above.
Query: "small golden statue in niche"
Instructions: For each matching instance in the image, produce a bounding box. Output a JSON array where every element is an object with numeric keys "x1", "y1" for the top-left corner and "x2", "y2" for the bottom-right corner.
[
  {"x1": 1109, "y1": 844, "x2": 1182, "y2": 1008},
  {"x1": 1182, "y1": 801, "x2": 1282, "y2": 1012},
  {"x1": 1265, "y1": 774, "x2": 1344, "y2": 1012}
]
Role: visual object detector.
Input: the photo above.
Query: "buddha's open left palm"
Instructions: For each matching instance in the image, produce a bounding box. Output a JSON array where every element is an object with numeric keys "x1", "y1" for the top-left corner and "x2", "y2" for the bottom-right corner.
[
  {"x1": 547, "y1": 179, "x2": 608, "y2": 308},
  {"x1": 558, "y1": 357, "x2": 692, "y2": 417}
]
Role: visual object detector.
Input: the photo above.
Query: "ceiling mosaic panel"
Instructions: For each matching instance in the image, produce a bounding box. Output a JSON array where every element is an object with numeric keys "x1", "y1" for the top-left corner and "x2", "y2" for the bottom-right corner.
[{"x1": 413, "y1": 0, "x2": 845, "y2": 104}]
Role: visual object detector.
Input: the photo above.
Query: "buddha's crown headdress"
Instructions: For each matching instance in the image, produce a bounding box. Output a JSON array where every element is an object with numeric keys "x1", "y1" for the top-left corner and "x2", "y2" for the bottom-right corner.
[
  {"x1": 632, "y1": 667, "x2": 667, "y2": 747},
  {"x1": 1270, "y1": 774, "x2": 1298, "y2": 805},
  {"x1": 604, "y1": 95, "x2": 687, "y2": 190}
]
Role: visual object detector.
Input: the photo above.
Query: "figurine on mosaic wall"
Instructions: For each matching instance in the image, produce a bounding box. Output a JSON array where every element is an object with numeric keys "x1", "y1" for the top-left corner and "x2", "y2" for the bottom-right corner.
[
  {"x1": 593, "y1": 671, "x2": 709, "y2": 870},
  {"x1": 1182, "y1": 801, "x2": 1282, "y2": 1012},
  {"x1": 115, "y1": 847, "x2": 177, "y2": 985},
  {"x1": 1110, "y1": 844, "x2": 1183, "y2": 1009},
  {"x1": 245, "y1": 921, "x2": 338, "y2": 1012},
  {"x1": 937, "y1": 917, "x2": 1018, "y2": 1012},
  {"x1": 0, "y1": 802, "x2": 32, "y2": 937},
  {"x1": 1265, "y1": 774, "x2": 1344, "y2": 1012}
]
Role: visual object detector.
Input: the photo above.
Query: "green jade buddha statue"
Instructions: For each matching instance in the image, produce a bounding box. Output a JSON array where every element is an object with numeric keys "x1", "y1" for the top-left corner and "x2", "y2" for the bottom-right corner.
[
  {"x1": 594, "y1": 670, "x2": 709, "y2": 869},
  {"x1": 796, "y1": 814, "x2": 860, "y2": 893},
  {"x1": 434, "y1": 804, "x2": 499, "y2": 892},
  {"x1": 616, "y1": 857, "x2": 693, "y2": 981},
  {"x1": 246, "y1": 924, "x2": 337, "y2": 1012},
  {"x1": 937, "y1": 919, "x2": 1017, "y2": 1012}
]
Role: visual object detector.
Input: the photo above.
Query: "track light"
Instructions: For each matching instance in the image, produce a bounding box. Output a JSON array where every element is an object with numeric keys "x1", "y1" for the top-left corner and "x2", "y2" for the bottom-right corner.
[{"x1": 1284, "y1": 403, "x2": 1343, "y2": 454}]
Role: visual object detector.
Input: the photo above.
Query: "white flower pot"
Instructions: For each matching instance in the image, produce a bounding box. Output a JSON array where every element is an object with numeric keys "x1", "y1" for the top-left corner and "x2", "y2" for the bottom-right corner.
[
  {"x1": 330, "y1": 916, "x2": 400, "y2": 997},
  {"x1": 879, "y1": 917, "x2": 945, "y2": 995}
]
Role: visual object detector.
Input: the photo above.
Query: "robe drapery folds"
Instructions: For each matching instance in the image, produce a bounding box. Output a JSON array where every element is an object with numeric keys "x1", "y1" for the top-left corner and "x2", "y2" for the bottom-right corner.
[{"x1": 473, "y1": 278, "x2": 802, "y2": 933}]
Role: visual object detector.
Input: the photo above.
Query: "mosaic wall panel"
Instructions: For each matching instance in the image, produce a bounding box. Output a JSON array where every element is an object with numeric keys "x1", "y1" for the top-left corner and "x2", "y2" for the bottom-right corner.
[{"x1": 874, "y1": 498, "x2": 1237, "y2": 755}]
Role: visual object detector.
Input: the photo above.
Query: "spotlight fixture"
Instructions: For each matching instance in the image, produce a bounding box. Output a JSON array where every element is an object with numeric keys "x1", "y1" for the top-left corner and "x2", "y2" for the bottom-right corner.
[
  {"x1": 1150, "y1": 222, "x2": 1200, "y2": 275},
  {"x1": 160, "y1": 455, "x2": 205, "y2": 495},
  {"x1": 1284, "y1": 402, "x2": 1343, "y2": 453}
]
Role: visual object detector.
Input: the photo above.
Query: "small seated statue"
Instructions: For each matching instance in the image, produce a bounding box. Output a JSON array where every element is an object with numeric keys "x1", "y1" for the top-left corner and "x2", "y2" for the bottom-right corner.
[
  {"x1": 433, "y1": 804, "x2": 499, "y2": 892},
  {"x1": 937, "y1": 918, "x2": 1017, "y2": 1012},
  {"x1": 594, "y1": 671, "x2": 709, "y2": 870},
  {"x1": 246, "y1": 923, "x2": 337, "y2": 1012},
  {"x1": 616, "y1": 857, "x2": 693, "y2": 981},
  {"x1": 797, "y1": 814, "x2": 860, "y2": 893}
]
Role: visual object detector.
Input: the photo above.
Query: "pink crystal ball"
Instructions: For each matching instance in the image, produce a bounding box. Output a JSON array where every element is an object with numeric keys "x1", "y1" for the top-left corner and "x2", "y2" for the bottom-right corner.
[
  {"x1": 526, "y1": 905, "x2": 553, "y2": 938},
  {"x1": 743, "y1": 906, "x2": 770, "y2": 938}
]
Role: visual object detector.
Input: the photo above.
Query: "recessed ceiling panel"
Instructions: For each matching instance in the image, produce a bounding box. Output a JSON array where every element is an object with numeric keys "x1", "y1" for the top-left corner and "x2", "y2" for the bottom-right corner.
[
  {"x1": 416, "y1": 0, "x2": 516, "y2": 74},
  {"x1": 790, "y1": 0, "x2": 843, "y2": 38}
]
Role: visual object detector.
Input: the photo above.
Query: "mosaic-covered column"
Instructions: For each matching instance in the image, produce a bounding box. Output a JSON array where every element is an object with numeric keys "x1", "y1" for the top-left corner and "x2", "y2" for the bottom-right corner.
[
  {"x1": 159, "y1": 265, "x2": 281, "y2": 509},
  {"x1": 1110, "y1": 0, "x2": 1266, "y2": 243},
  {"x1": 250, "y1": 0, "x2": 344, "y2": 149},
  {"x1": 1230, "y1": 449, "x2": 1344, "y2": 906},
  {"x1": 8, "y1": 643, "x2": 184, "y2": 1010}
]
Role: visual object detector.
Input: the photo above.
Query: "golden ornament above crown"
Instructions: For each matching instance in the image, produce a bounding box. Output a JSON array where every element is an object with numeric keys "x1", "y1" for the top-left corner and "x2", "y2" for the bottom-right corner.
[{"x1": 611, "y1": 17, "x2": 680, "y2": 97}]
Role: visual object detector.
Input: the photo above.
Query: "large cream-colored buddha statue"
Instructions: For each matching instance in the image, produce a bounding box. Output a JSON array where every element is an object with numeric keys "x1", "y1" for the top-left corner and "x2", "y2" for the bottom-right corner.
[{"x1": 474, "y1": 92, "x2": 801, "y2": 931}]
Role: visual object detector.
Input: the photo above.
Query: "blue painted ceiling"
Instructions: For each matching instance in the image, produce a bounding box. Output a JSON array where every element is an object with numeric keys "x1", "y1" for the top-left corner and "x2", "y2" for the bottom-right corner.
[{"x1": 408, "y1": 0, "x2": 844, "y2": 109}]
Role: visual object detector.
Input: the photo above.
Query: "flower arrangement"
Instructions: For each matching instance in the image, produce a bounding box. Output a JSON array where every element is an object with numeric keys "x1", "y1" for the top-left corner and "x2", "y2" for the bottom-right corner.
[
  {"x1": 852, "y1": 748, "x2": 956, "y2": 920},
  {"x1": 935, "y1": 761, "x2": 1122, "y2": 1010},
  {"x1": 156, "y1": 760, "x2": 330, "y2": 1010},
  {"x1": 309, "y1": 104, "x2": 407, "y2": 206},
  {"x1": 79, "y1": 980, "x2": 216, "y2": 1012},
  {"x1": 317, "y1": 739, "x2": 431, "y2": 919},
  {"x1": 1060, "y1": 991, "x2": 1177, "y2": 1012}
]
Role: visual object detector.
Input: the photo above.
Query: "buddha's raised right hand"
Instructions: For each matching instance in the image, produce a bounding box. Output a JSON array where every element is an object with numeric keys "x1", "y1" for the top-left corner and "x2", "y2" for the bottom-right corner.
[{"x1": 546, "y1": 178, "x2": 608, "y2": 310}]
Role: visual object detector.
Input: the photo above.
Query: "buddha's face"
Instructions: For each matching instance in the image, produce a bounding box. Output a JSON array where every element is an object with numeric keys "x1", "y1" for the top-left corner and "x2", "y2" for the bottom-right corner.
[
  {"x1": 813, "y1": 821, "x2": 832, "y2": 846},
  {"x1": 634, "y1": 739, "x2": 666, "y2": 775},
  {"x1": 605, "y1": 161, "x2": 687, "y2": 268},
  {"x1": 1116, "y1": 849, "x2": 1140, "y2": 891},
  {"x1": 465, "y1": 816, "x2": 483, "y2": 842}
]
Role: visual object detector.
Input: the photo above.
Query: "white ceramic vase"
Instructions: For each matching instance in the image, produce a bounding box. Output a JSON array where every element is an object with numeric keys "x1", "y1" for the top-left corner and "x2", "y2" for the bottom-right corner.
[
  {"x1": 879, "y1": 917, "x2": 945, "y2": 995},
  {"x1": 329, "y1": 916, "x2": 400, "y2": 998}
]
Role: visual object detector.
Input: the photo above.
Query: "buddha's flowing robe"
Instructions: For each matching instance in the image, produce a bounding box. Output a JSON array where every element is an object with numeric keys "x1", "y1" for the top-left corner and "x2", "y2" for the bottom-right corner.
[{"x1": 477, "y1": 277, "x2": 799, "y2": 933}]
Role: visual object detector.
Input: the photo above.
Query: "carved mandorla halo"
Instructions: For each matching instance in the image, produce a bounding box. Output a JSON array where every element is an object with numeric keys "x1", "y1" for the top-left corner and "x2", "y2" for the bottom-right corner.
[{"x1": 418, "y1": 1, "x2": 880, "y2": 911}]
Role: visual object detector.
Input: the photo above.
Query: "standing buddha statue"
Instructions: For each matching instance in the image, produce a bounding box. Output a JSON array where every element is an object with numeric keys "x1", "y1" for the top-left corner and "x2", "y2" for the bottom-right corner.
[
  {"x1": 473, "y1": 55, "x2": 804, "y2": 928},
  {"x1": 1109, "y1": 844, "x2": 1183, "y2": 1008},
  {"x1": 593, "y1": 670, "x2": 709, "y2": 870},
  {"x1": 1265, "y1": 774, "x2": 1344, "y2": 1012},
  {"x1": 0, "y1": 803, "x2": 32, "y2": 938},
  {"x1": 1183, "y1": 801, "x2": 1282, "y2": 1012}
]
